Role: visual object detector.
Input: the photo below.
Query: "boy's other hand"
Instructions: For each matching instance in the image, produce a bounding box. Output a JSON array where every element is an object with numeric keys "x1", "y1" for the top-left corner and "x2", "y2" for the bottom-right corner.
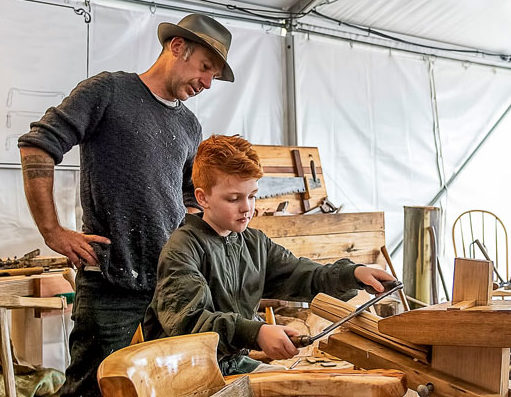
[
  {"x1": 256, "y1": 324, "x2": 300, "y2": 360},
  {"x1": 354, "y1": 266, "x2": 395, "y2": 294}
]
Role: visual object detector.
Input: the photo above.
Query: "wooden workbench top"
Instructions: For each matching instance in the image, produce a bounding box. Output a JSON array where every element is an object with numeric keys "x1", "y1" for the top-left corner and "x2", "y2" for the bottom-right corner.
[{"x1": 378, "y1": 300, "x2": 511, "y2": 347}]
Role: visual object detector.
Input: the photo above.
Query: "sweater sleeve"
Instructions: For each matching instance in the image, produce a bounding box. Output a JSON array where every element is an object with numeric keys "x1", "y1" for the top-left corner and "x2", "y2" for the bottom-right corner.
[
  {"x1": 182, "y1": 121, "x2": 202, "y2": 209},
  {"x1": 17, "y1": 72, "x2": 113, "y2": 164},
  {"x1": 261, "y1": 232, "x2": 364, "y2": 302},
  {"x1": 153, "y1": 233, "x2": 263, "y2": 355}
]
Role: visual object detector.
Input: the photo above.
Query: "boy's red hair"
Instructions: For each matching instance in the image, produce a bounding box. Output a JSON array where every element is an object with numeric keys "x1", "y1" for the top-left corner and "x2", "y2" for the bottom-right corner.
[{"x1": 192, "y1": 135, "x2": 263, "y2": 193}]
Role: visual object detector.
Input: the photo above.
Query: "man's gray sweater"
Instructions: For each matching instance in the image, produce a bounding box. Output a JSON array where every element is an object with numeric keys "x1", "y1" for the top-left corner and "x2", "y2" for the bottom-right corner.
[{"x1": 18, "y1": 71, "x2": 202, "y2": 291}]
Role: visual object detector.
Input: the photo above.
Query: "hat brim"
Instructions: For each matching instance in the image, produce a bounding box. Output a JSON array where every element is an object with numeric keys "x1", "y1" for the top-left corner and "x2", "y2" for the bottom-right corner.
[{"x1": 158, "y1": 22, "x2": 234, "y2": 82}]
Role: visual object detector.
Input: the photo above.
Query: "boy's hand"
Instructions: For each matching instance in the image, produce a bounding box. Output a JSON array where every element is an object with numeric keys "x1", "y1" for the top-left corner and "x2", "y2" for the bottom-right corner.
[
  {"x1": 256, "y1": 324, "x2": 300, "y2": 360},
  {"x1": 354, "y1": 266, "x2": 395, "y2": 294}
]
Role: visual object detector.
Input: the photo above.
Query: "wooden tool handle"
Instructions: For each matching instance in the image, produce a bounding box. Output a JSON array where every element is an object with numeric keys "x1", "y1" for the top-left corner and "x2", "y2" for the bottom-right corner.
[
  {"x1": 381, "y1": 246, "x2": 411, "y2": 311},
  {"x1": 290, "y1": 335, "x2": 314, "y2": 348},
  {"x1": 363, "y1": 280, "x2": 401, "y2": 295},
  {"x1": 0, "y1": 267, "x2": 44, "y2": 277}
]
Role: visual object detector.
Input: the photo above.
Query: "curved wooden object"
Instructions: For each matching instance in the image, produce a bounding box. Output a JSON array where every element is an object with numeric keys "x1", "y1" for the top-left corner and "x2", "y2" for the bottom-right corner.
[
  {"x1": 225, "y1": 369, "x2": 407, "y2": 396},
  {"x1": 97, "y1": 332, "x2": 225, "y2": 397}
]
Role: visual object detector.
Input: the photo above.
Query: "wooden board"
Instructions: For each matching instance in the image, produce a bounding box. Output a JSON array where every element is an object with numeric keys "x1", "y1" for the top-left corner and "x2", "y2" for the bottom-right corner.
[
  {"x1": 311, "y1": 293, "x2": 429, "y2": 363},
  {"x1": 431, "y1": 346, "x2": 509, "y2": 394},
  {"x1": 377, "y1": 301, "x2": 511, "y2": 347},
  {"x1": 249, "y1": 212, "x2": 386, "y2": 268},
  {"x1": 249, "y1": 212, "x2": 384, "y2": 238},
  {"x1": 320, "y1": 331, "x2": 499, "y2": 397},
  {"x1": 0, "y1": 272, "x2": 74, "y2": 367},
  {"x1": 452, "y1": 257, "x2": 493, "y2": 306},
  {"x1": 225, "y1": 369, "x2": 407, "y2": 397},
  {"x1": 253, "y1": 145, "x2": 328, "y2": 215},
  {"x1": 0, "y1": 296, "x2": 65, "y2": 310}
]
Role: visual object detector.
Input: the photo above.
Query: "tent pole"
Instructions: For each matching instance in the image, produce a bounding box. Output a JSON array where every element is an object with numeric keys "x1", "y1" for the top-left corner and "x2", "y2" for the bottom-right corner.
[{"x1": 284, "y1": 23, "x2": 298, "y2": 146}]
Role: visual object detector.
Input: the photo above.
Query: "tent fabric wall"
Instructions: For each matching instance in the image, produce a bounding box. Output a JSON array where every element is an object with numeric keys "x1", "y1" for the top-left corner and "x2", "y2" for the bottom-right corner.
[
  {"x1": 295, "y1": 31, "x2": 511, "y2": 279},
  {"x1": 295, "y1": 33, "x2": 437, "y2": 254}
]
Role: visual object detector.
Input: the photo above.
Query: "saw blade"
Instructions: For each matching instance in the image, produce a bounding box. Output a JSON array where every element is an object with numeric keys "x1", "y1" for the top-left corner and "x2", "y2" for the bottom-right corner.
[{"x1": 256, "y1": 176, "x2": 321, "y2": 199}]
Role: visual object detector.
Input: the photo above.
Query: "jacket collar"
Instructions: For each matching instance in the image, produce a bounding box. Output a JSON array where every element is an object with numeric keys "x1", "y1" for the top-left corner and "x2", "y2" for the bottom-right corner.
[{"x1": 184, "y1": 213, "x2": 239, "y2": 241}]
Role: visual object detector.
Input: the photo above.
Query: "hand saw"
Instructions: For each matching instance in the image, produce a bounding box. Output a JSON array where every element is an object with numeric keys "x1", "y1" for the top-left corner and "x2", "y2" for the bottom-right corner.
[
  {"x1": 256, "y1": 176, "x2": 321, "y2": 199},
  {"x1": 290, "y1": 280, "x2": 403, "y2": 348}
]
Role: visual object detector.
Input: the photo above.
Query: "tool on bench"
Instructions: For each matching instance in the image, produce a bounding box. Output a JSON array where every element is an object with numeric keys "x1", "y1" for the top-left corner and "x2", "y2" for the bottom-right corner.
[
  {"x1": 0, "y1": 249, "x2": 72, "y2": 276},
  {"x1": 290, "y1": 281, "x2": 403, "y2": 348},
  {"x1": 0, "y1": 249, "x2": 75, "y2": 290},
  {"x1": 381, "y1": 246, "x2": 410, "y2": 311},
  {"x1": 303, "y1": 197, "x2": 340, "y2": 215},
  {"x1": 472, "y1": 239, "x2": 511, "y2": 289}
]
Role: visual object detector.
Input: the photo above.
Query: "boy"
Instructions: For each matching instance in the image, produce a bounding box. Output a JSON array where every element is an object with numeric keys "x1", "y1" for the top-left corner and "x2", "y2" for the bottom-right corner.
[{"x1": 144, "y1": 135, "x2": 395, "y2": 375}]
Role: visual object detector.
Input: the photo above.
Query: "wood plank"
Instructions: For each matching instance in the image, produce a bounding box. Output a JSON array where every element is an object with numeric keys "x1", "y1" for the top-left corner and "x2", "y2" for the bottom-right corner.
[
  {"x1": 320, "y1": 331, "x2": 500, "y2": 397},
  {"x1": 432, "y1": 346, "x2": 509, "y2": 395},
  {"x1": 314, "y1": 253, "x2": 381, "y2": 266},
  {"x1": 0, "y1": 296, "x2": 66, "y2": 310},
  {"x1": 0, "y1": 267, "x2": 44, "y2": 277},
  {"x1": 225, "y1": 369, "x2": 407, "y2": 397},
  {"x1": 345, "y1": 323, "x2": 429, "y2": 364},
  {"x1": 452, "y1": 257, "x2": 493, "y2": 306},
  {"x1": 272, "y1": 231, "x2": 385, "y2": 262},
  {"x1": 249, "y1": 212, "x2": 385, "y2": 238},
  {"x1": 291, "y1": 149, "x2": 310, "y2": 211},
  {"x1": 11, "y1": 308, "x2": 42, "y2": 366},
  {"x1": 378, "y1": 304, "x2": 511, "y2": 347},
  {"x1": 311, "y1": 293, "x2": 429, "y2": 361},
  {"x1": 262, "y1": 165, "x2": 323, "y2": 174},
  {"x1": 0, "y1": 307, "x2": 16, "y2": 397},
  {"x1": 0, "y1": 272, "x2": 70, "y2": 298},
  {"x1": 254, "y1": 145, "x2": 322, "y2": 168},
  {"x1": 446, "y1": 299, "x2": 476, "y2": 311},
  {"x1": 0, "y1": 278, "x2": 34, "y2": 297}
]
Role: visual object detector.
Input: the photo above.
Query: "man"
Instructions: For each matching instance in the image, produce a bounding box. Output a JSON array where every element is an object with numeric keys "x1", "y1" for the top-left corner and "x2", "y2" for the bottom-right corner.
[{"x1": 18, "y1": 14, "x2": 234, "y2": 396}]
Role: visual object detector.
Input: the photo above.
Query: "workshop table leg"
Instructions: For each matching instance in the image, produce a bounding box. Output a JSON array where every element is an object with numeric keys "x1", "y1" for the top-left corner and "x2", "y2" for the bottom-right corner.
[{"x1": 1, "y1": 307, "x2": 16, "y2": 397}]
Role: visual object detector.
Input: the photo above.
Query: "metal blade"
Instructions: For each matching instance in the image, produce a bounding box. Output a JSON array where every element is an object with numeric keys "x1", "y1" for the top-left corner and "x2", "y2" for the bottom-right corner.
[
  {"x1": 256, "y1": 176, "x2": 321, "y2": 199},
  {"x1": 310, "y1": 281, "x2": 403, "y2": 342}
]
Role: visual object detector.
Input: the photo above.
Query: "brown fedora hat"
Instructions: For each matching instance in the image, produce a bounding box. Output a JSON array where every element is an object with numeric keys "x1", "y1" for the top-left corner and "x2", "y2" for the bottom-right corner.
[{"x1": 158, "y1": 14, "x2": 234, "y2": 82}]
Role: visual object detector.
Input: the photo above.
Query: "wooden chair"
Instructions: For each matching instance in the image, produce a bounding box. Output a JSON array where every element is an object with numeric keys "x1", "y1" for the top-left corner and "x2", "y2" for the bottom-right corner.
[
  {"x1": 97, "y1": 332, "x2": 226, "y2": 397},
  {"x1": 452, "y1": 209, "x2": 509, "y2": 283}
]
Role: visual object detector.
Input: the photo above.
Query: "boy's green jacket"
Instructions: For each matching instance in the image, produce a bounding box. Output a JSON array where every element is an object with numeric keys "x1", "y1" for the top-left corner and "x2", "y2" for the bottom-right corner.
[{"x1": 144, "y1": 213, "x2": 364, "y2": 371}]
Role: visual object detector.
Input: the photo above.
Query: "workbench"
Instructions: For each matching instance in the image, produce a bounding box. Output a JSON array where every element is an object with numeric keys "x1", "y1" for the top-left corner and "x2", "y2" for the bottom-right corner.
[
  {"x1": 316, "y1": 258, "x2": 511, "y2": 396},
  {"x1": 0, "y1": 271, "x2": 73, "y2": 366}
]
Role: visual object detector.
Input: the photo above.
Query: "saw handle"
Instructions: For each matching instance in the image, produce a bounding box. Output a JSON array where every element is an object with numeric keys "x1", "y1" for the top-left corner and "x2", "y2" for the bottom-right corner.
[
  {"x1": 289, "y1": 335, "x2": 314, "y2": 348},
  {"x1": 363, "y1": 280, "x2": 401, "y2": 295}
]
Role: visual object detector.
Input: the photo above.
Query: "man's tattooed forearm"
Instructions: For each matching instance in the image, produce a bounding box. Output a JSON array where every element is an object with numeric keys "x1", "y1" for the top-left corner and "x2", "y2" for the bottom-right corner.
[{"x1": 22, "y1": 155, "x2": 54, "y2": 179}]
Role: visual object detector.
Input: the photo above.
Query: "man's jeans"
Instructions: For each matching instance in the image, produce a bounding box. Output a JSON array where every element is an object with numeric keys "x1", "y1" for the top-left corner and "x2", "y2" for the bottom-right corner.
[{"x1": 59, "y1": 269, "x2": 153, "y2": 397}]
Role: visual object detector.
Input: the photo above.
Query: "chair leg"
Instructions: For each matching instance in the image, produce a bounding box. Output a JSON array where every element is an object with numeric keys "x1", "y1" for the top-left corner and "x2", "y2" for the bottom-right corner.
[{"x1": 0, "y1": 307, "x2": 16, "y2": 397}]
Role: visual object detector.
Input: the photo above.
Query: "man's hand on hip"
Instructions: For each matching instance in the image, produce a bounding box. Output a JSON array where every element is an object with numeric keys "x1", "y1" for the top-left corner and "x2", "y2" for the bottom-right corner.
[{"x1": 43, "y1": 227, "x2": 111, "y2": 268}]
